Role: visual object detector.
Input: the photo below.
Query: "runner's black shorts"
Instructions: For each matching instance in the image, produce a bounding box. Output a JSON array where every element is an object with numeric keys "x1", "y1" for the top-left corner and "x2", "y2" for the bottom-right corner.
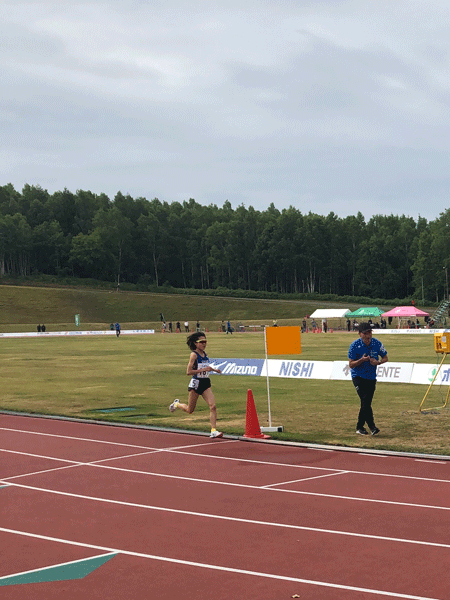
[{"x1": 188, "y1": 378, "x2": 211, "y2": 395}]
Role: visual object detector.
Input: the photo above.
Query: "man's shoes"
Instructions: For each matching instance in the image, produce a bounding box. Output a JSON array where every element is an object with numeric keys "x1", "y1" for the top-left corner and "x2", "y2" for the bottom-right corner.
[
  {"x1": 356, "y1": 427, "x2": 369, "y2": 435},
  {"x1": 169, "y1": 399, "x2": 179, "y2": 413},
  {"x1": 210, "y1": 430, "x2": 223, "y2": 439},
  {"x1": 371, "y1": 427, "x2": 380, "y2": 436}
]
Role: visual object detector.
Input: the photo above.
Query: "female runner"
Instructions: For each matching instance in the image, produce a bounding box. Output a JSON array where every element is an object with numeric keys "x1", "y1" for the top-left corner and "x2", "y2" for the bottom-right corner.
[{"x1": 169, "y1": 331, "x2": 223, "y2": 438}]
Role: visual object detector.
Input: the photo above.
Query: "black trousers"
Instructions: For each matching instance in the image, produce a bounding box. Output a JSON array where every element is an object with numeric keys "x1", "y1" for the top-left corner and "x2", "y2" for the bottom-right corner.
[{"x1": 352, "y1": 376, "x2": 377, "y2": 430}]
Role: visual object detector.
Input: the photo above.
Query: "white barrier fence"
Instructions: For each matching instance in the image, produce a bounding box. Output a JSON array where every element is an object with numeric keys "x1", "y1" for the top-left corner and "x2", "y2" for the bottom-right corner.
[
  {"x1": 0, "y1": 329, "x2": 155, "y2": 338},
  {"x1": 376, "y1": 328, "x2": 450, "y2": 335}
]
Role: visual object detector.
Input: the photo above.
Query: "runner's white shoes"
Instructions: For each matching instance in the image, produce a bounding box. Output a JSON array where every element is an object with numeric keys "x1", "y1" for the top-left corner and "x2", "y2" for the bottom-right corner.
[
  {"x1": 169, "y1": 399, "x2": 180, "y2": 412},
  {"x1": 210, "y1": 430, "x2": 223, "y2": 439}
]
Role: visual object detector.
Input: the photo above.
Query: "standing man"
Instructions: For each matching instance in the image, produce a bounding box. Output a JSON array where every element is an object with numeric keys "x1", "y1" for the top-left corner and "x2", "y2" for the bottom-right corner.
[{"x1": 348, "y1": 322, "x2": 388, "y2": 436}]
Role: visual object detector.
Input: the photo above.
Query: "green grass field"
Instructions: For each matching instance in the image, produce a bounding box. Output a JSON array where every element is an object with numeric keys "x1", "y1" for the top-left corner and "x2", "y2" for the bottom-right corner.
[{"x1": 1, "y1": 326, "x2": 449, "y2": 456}]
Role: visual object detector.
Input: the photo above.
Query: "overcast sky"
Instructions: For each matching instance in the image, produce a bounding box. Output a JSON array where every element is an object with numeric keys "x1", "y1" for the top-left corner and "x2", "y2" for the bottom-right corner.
[{"x1": 2, "y1": 1, "x2": 450, "y2": 221}]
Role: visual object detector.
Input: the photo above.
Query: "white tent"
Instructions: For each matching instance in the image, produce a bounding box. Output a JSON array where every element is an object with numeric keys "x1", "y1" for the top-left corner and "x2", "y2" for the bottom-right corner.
[{"x1": 309, "y1": 309, "x2": 351, "y2": 319}]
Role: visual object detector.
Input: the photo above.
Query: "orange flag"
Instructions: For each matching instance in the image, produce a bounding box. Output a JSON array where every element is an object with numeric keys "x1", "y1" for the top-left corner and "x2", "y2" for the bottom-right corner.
[{"x1": 265, "y1": 326, "x2": 301, "y2": 356}]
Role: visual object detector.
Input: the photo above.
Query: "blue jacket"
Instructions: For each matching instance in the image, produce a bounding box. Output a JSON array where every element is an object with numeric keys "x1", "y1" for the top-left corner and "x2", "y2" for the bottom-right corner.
[{"x1": 348, "y1": 337, "x2": 387, "y2": 380}]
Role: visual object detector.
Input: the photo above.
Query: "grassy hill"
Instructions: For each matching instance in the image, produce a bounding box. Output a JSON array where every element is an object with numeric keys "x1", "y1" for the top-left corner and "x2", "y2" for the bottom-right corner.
[
  {"x1": 0, "y1": 282, "x2": 437, "y2": 333},
  {"x1": 0, "y1": 283, "x2": 367, "y2": 332}
]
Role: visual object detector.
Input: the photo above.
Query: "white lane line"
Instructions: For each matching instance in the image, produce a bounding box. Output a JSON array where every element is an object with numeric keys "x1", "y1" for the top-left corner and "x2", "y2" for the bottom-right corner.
[
  {"x1": 3, "y1": 451, "x2": 450, "y2": 513},
  {"x1": 0, "y1": 448, "x2": 82, "y2": 463},
  {"x1": 1, "y1": 427, "x2": 450, "y2": 485},
  {"x1": 0, "y1": 426, "x2": 235, "y2": 453},
  {"x1": 2, "y1": 480, "x2": 450, "y2": 550},
  {"x1": 0, "y1": 526, "x2": 443, "y2": 600},
  {"x1": 0, "y1": 448, "x2": 162, "y2": 481},
  {"x1": 2, "y1": 464, "x2": 82, "y2": 481},
  {"x1": 262, "y1": 471, "x2": 350, "y2": 488}
]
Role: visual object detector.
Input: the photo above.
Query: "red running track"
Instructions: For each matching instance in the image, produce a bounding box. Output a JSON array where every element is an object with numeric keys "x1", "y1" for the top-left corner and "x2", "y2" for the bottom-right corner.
[{"x1": 1, "y1": 413, "x2": 450, "y2": 599}]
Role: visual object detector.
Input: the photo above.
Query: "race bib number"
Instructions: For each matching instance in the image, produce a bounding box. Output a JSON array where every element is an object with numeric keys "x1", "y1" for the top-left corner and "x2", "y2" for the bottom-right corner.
[
  {"x1": 196, "y1": 362, "x2": 210, "y2": 378},
  {"x1": 189, "y1": 378, "x2": 199, "y2": 390}
]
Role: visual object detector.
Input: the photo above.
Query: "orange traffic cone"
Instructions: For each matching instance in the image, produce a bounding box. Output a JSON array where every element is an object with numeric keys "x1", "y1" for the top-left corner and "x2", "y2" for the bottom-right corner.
[{"x1": 243, "y1": 389, "x2": 271, "y2": 439}]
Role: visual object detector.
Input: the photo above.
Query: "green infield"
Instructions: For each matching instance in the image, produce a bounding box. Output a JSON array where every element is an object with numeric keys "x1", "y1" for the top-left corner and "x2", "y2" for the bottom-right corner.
[{"x1": 1, "y1": 330, "x2": 449, "y2": 456}]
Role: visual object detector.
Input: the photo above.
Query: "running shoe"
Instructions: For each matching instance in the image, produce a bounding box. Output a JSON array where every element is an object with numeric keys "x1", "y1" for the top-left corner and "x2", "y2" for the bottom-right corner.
[
  {"x1": 370, "y1": 427, "x2": 380, "y2": 436},
  {"x1": 356, "y1": 427, "x2": 369, "y2": 435},
  {"x1": 169, "y1": 399, "x2": 179, "y2": 413},
  {"x1": 210, "y1": 430, "x2": 223, "y2": 439}
]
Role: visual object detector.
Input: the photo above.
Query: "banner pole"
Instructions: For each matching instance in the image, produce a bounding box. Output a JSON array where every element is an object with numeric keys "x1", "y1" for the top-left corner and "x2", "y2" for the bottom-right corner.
[{"x1": 264, "y1": 326, "x2": 272, "y2": 427}]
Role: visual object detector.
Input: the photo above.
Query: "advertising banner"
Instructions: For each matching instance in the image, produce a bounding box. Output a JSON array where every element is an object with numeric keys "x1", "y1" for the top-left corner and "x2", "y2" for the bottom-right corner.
[
  {"x1": 410, "y1": 363, "x2": 450, "y2": 386},
  {"x1": 210, "y1": 358, "x2": 265, "y2": 376},
  {"x1": 266, "y1": 360, "x2": 333, "y2": 380},
  {"x1": 331, "y1": 361, "x2": 413, "y2": 383}
]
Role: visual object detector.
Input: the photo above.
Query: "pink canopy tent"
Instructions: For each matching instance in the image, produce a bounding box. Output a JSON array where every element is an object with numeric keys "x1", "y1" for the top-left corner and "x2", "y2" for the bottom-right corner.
[{"x1": 382, "y1": 306, "x2": 429, "y2": 317}]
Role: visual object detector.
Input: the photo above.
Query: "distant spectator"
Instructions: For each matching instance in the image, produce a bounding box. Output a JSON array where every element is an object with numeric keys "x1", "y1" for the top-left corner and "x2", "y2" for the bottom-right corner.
[
  {"x1": 37, "y1": 324, "x2": 41, "y2": 333},
  {"x1": 115, "y1": 322, "x2": 121, "y2": 337},
  {"x1": 176, "y1": 321, "x2": 181, "y2": 333},
  {"x1": 226, "y1": 320, "x2": 233, "y2": 334},
  {"x1": 196, "y1": 320, "x2": 200, "y2": 332},
  {"x1": 41, "y1": 324, "x2": 46, "y2": 332},
  {"x1": 169, "y1": 321, "x2": 172, "y2": 333},
  {"x1": 184, "y1": 321, "x2": 189, "y2": 332}
]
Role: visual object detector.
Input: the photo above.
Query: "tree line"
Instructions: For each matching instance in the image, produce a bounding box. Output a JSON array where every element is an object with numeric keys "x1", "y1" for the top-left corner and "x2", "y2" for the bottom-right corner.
[{"x1": 0, "y1": 183, "x2": 448, "y2": 302}]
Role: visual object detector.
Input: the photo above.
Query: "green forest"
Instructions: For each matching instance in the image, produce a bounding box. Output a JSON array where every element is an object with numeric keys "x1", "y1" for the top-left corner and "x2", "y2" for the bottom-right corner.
[{"x1": 1, "y1": 183, "x2": 448, "y2": 302}]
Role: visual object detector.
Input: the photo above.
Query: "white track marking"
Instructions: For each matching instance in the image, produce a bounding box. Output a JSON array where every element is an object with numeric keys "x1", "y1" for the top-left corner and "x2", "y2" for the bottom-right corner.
[
  {"x1": 0, "y1": 426, "x2": 235, "y2": 453},
  {"x1": 1, "y1": 425, "x2": 449, "y2": 485},
  {"x1": 0, "y1": 448, "x2": 82, "y2": 463},
  {"x1": 0, "y1": 552, "x2": 116, "y2": 582},
  {"x1": 2, "y1": 464, "x2": 82, "y2": 480},
  {"x1": 5, "y1": 469, "x2": 450, "y2": 511},
  {"x1": 261, "y1": 471, "x2": 350, "y2": 488},
  {"x1": 3, "y1": 447, "x2": 450, "y2": 513},
  {"x1": 0, "y1": 526, "x2": 443, "y2": 600},
  {"x1": 359, "y1": 452, "x2": 388, "y2": 457},
  {"x1": 2, "y1": 480, "x2": 450, "y2": 550}
]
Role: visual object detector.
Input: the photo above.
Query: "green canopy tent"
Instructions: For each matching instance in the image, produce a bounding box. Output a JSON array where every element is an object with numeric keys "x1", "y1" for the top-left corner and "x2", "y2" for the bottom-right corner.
[{"x1": 347, "y1": 307, "x2": 385, "y2": 318}]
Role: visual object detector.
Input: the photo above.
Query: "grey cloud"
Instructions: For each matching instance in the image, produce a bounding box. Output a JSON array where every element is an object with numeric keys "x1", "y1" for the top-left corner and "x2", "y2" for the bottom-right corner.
[{"x1": 1, "y1": 1, "x2": 450, "y2": 222}]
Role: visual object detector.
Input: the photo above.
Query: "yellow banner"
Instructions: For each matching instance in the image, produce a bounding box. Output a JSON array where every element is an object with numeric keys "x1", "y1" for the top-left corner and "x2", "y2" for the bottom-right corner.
[{"x1": 265, "y1": 326, "x2": 301, "y2": 356}]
